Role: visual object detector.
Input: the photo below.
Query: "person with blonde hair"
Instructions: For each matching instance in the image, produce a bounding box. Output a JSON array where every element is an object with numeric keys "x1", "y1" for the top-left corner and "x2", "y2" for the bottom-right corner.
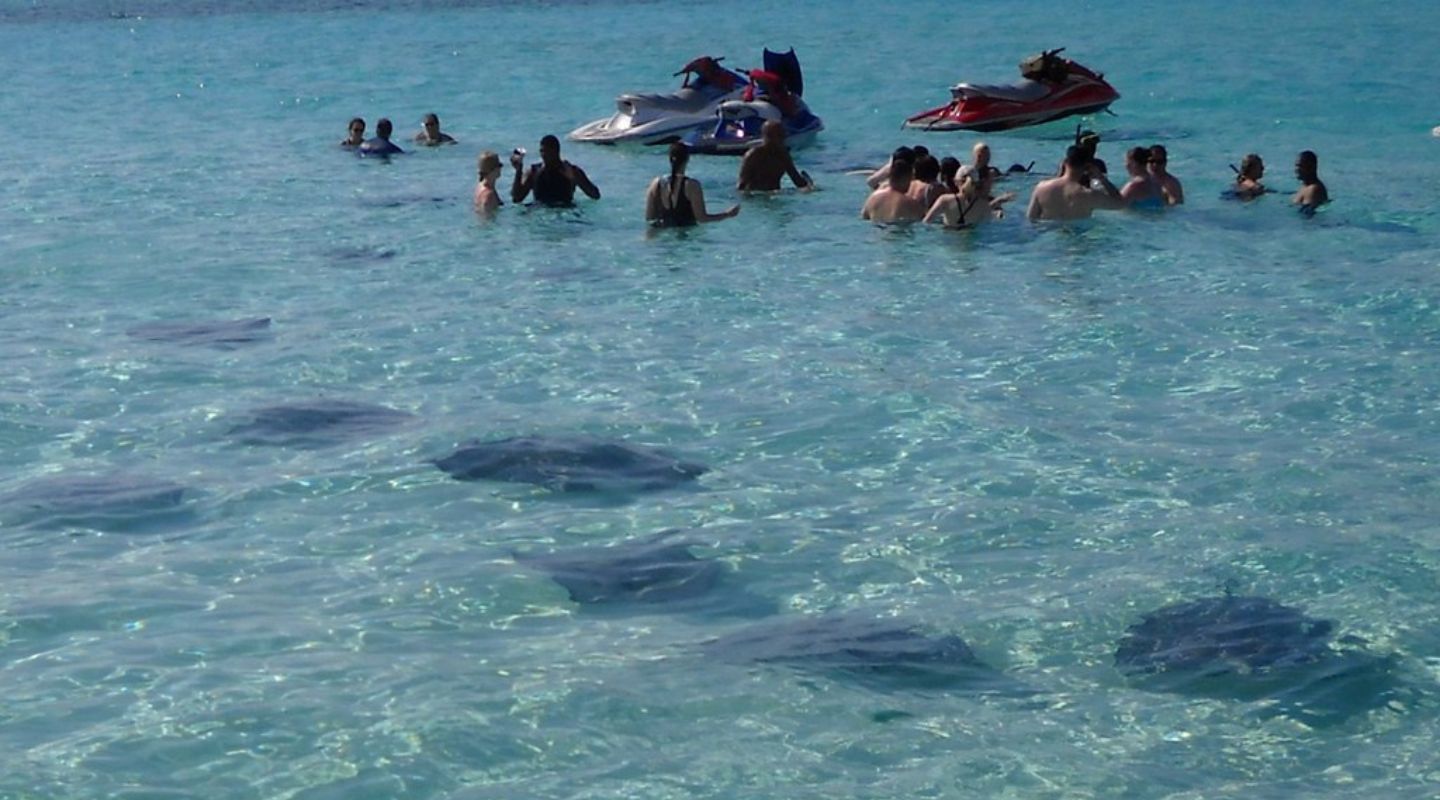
[{"x1": 474, "y1": 151, "x2": 503, "y2": 214}]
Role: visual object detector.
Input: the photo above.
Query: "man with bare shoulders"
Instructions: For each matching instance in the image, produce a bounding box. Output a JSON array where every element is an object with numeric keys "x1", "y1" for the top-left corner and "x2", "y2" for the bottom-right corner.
[
  {"x1": 861, "y1": 158, "x2": 927, "y2": 223},
  {"x1": 1149, "y1": 144, "x2": 1184, "y2": 205},
  {"x1": 1292, "y1": 150, "x2": 1328, "y2": 215},
  {"x1": 1027, "y1": 146, "x2": 1125, "y2": 221},
  {"x1": 737, "y1": 121, "x2": 813, "y2": 192}
]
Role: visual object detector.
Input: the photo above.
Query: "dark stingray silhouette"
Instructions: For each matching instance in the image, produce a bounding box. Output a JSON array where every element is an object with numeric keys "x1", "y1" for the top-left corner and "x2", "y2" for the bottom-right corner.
[
  {"x1": 3, "y1": 474, "x2": 189, "y2": 532},
  {"x1": 126, "y1": 317, "x2": 272, "y2": 348},
  {"x1": 228, "y1": 400, "x2": 414, "y2": 447},
  {"x1": 702, "y1": 613, "x2": 1025, "y2": 693},
  {"x1": 432, "y1": 436, "x2": 707, "y2": 492},
  {"x1": 1115, "y1": 594, "x2": 1407, "y2": 726},
  {"x1": 516, "y1": 531, "x2": 726, "y2": 607}
]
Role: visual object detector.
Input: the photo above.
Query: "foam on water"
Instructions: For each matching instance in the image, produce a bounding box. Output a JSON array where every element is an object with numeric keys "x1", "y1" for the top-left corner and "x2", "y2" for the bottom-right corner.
[{"x1": 4, "y1": 0, "x2": 1440, "y2": 797}]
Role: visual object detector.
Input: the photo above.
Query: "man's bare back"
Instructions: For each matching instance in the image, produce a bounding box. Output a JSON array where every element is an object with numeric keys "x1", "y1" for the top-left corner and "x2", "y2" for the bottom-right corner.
[{"x1": 1027, "y1": 148, "x2": 1125, "y2": 221}]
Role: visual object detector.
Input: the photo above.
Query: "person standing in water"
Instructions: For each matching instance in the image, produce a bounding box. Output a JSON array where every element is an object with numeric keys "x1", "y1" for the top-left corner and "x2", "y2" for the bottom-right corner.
[
  {"x1": 1027, "y1": 146, "x2": 1125, "y2": 221},
  {"x1": 1148, "y1": 144, "x2": 1184, "y2": 205},
  {"x1": 358, "y1": 118, "x2": 405, "y2": 156},
  {"x1": 414, "y1": 113, "x2": 457, "y2": 146},
  {"x1": 1292, "y1": 150, "x2": 1329, "y2": 215},
  {"x1": 474, "y1": 151, "x2": 503, "y2": 215},
  {"x1": 1231, "y1": 153, "x2": 1266, "y2": 200},
  {"x1": 645, "y1": 143, "x2": 740, "y2": 227},
  {"x1": 341, "y1": 117, "x2": 366, "y2": 148},
  {"x1": 860, "y1": 158, "x2": 927, "y2": 223},
  {"x1": 737, "y1": 121, "x2": 813, "y2": 192},
  {"x1": 511, "y1": 134, "x2": 600, "y2": 207},
  {"x1": 1120, "y1": 147, "x2": 1166, "y2": 209}
]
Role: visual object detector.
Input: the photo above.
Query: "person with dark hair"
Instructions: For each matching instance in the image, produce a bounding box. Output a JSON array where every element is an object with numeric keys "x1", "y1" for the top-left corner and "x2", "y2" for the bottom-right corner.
[
  {"x1": 1292, "y1": 150, "x2": 1328, "y2": 214},
  {"x1": 939, "y1": 156, "x2": 962, "y2": 193},
  {"x1": 1074, "y1": 130, "x2": 1107, "y2": 175},
  {"x1": 646, "y1": 142, "x2": 739, "y2": 227},
  {"x1": 1027, "y1": 145, "x2": 1124, "y2": 221},
  {"x1": 359, "y1": 118, "x2": 405, "y2": 156},
  {"x1": 907, "y1": 154, "x2": 945, "y2": 209},
  {"x1": 866, "y1": 144, "x2": 926, "y2": 189},
  {"x1": 341, "y1": 117, "x2": 366, "y2": 149},
  {"x1": 737, "y1": 121, "x2": 813, "y2": 192},
  {"x1": 511, "y1": 134, "x2": 600, "y2": 206},
  {"x1": 1231, "y1": 154, "x2": 1266, "y2": 200},
  {"x1": 861, "y1": 158, "x2": 927, "y2": 223},
  {"x1": 414, "y1": 113, "x2": 457, "y2": 146},
  {"x1": 1120, "y1": 147, "x2": 1165, "y2": 209},
  {"x1": 1148, "y1": 144, "x2": 1184, "y2": 205}
]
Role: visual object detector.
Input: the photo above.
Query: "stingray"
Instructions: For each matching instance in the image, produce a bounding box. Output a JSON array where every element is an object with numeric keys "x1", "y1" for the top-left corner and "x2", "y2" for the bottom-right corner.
[
  {"x1": 3, "y1": 473, "x2": 189, "y2": 532},
  {"x1": 432, "y1": 435, "x2": 707, "y2": 493},
  {"x1": 702, "y1": 613, "x2": 1023, "y2": 693},
  {"x1": 1115, "y1": 594, "x2": 1406, "y2": 726},
  {"x1": 126, "y1": 317, "x2": 272, "y2": 348},
  {"x1": 515, "y1": 531, "x2": 725, "y2": 607},
  {"x1": 228, "y1": 400, "x2": 414, "y2": 447},
  {"x1": 1115, "y1": 594, "x2": 1335, "y2": 677}
]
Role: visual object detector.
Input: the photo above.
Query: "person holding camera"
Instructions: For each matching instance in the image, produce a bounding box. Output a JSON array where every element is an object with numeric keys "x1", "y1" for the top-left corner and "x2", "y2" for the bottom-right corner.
[
  {"x1": 510, "y1": 135, "x2": 601, "y2": 207},
  {"x1": 1027, "y1": 145, "x2": 1125, "y2": 221}
]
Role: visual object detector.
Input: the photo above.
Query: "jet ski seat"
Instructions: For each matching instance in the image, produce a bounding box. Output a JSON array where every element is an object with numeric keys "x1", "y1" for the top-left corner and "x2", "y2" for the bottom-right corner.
[
  {"x1": 951, "y1": 80, "x2": 1051, "y2": 103},
  {"x1": 619, "y1": 88, "x2": 716, "y2": 113}
]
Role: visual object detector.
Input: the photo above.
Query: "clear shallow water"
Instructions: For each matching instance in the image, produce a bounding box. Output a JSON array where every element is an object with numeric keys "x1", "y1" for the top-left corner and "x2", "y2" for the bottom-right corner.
[{"x1": 4, "y1": 0, "x2": 1440, "y2": 797}]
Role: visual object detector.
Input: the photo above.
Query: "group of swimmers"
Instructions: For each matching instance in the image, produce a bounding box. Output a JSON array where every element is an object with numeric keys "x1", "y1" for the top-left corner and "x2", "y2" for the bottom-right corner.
[
  {"x1": 860, "y1": 130, "x2": 1330, "y2": 224},
  {"x1": 340, "y1": 113, "x2": 458, "y2": 156},
  {"x1": 472, "y1": 121, "x2": 814, "y2": 223},
  {"x1": 341, "y1": 115, "x2": 1330, "y2": 227}
]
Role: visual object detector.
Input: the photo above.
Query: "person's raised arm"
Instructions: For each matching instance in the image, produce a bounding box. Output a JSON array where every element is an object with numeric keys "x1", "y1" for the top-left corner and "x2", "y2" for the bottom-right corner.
[{"x1": 511, "y1": 154, "x2": 532, "y2": 204}]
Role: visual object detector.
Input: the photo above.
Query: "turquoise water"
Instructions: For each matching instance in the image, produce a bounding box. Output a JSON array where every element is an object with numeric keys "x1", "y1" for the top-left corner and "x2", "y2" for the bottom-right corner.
[{"x1": 4, "y1": 0, "x2": 1440, "y2": 797}]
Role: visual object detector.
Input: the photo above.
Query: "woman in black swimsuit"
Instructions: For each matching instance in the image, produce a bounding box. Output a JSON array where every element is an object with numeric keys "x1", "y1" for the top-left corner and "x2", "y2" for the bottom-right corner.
[{"x1": 645, "y1": 143, "x2": 740, "y2": 228}]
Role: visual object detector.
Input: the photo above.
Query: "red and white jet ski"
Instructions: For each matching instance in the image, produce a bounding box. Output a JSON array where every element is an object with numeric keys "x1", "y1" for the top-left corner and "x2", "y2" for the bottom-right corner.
[{"x1": 904, "y1": 49, "x2": 1119, "y2": 133}]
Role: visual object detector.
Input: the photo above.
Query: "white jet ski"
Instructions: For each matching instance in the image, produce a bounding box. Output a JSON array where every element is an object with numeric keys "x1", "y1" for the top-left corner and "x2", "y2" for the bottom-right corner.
[{"x1": 569, "y1": 56, "x2": 748, "y2": 146}]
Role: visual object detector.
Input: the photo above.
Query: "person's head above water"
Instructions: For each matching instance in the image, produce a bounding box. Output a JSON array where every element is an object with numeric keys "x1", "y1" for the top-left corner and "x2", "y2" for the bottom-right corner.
[
  {"x1": 1062, "y1": 145, "x2": 1092, "y2": 178},
  {"x1": 1125, "y1": 146, "x2": 1150, "y2": 175},
  {"x1": 1076, "y1": 130, "x2": 1101, "y2": 159},
  {"x1": 761, "y1": 120, "x2": 786, "y2": 146},
  {"x1": 348, "y1": 117, "x2": 365, "y2": 138},
  {"x1": 539, "y1": 134, "x2": 562, "y2": 163},
  {"x1": 890, "y1": 146, "x2": 915, "y2": 166},
  {"x1": 477, "y1": 150, "x2": 501, "y2": 180},
  {"x1": 422, "y1": 113, "x2": 441, "y2": 132},
  {"x1": 1295, "y1": 150, "x2": 1319, "y2": 181},
  {"x1": 1238, "y1": 153, "x2": 1264, "y2": 181},
  {"x1": 376, "y1": 118, "x2": 394, "y2": 139},
  {"x1": 1149, "y1": 144, "x2": 1168, "y2": 167},
  {"x1": 887, "y1": 158, "x2": 915, "y2": 190},
  {"x1": 972, "y1": 141, "x2": 991, "y2": 168},
  {"x1": 668, "y1": 141, "x2": 690, "y2": 174}
]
